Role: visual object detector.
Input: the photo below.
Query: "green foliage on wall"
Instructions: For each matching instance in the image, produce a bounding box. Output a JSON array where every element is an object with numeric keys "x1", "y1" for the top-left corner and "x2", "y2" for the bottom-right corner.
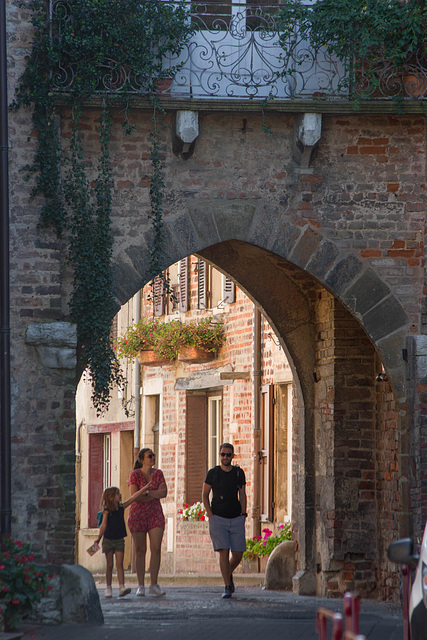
[
  {"x1": 277, "y1": 0, "x2": 427, "y2": 101},
  {"x1": 12, "y1": 0, "x2": 194, "y2": 411}
]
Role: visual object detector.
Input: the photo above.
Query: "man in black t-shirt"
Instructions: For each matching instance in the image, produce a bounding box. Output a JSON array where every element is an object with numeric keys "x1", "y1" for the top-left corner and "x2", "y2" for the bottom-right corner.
[{"x1": 202, "y1": 442, "x2": 247, "y2": 599}]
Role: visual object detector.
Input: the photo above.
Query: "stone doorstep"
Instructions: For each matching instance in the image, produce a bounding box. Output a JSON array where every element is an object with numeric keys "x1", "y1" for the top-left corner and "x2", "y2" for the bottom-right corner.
[{"x1": 92, "y1": 572, "x2": 265, "y2": 587}]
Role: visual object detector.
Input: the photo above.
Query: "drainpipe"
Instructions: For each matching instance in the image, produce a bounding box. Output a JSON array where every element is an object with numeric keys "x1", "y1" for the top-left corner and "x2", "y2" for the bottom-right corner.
[
  {"x1": 75, "y1": 421, "x2": 84, "y2": 563},
  {"x1": 0, "y1": 0, "x2": 11, "y2": 541},
  {"x1": 131, "y1": 291, "x2": 142, "y2": 573},
  {"x1": 252, "y1": 305, "x2": 262, "y2": 539},
  {"x1": 134, "y1": 290, "x2": 141, "y2": 459}
]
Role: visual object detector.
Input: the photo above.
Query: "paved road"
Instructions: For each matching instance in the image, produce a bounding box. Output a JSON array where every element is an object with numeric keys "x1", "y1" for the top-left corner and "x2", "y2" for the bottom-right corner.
[{"x1": 20, "y1": 584, "x2": 404, "y2": 640}]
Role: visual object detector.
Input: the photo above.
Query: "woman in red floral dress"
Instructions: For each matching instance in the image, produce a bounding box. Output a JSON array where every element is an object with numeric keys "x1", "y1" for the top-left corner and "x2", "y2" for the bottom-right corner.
[{"x1": 128, "y1": 448, "x2": 167, "y2": 597}]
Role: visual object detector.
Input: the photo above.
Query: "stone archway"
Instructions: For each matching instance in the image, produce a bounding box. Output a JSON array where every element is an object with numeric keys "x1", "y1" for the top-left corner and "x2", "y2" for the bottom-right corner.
[
  {"x1": 112, "y1": 225, "x2": 408, "y2": 598},
  {"x1": 7, "y1": 47, "x2": 425, "y2": 596},
  {"x1": 115, "y1": 207, "x2": 409, "y2": 401}
]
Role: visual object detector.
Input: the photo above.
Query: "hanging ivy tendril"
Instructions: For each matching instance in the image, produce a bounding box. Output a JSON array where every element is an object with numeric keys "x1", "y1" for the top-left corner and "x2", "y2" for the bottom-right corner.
[{"x1": 11, "y1": 0, "x2": 194, "y2": 412}]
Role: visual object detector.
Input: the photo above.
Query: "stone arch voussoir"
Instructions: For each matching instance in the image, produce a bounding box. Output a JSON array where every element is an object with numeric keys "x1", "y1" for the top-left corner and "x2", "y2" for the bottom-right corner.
[{"x1": 113, "y1": 201, "x2": 409, "y2": 401}]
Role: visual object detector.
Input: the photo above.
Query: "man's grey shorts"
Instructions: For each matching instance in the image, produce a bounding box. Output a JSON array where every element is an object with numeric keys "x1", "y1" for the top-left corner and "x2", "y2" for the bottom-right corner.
[{"x1": 208, "y1": 514, "x2": 246, "y2": 552}]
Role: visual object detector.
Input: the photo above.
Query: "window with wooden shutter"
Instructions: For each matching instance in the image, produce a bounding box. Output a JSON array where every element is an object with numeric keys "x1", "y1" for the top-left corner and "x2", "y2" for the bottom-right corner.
[
  {"x1": 198, "y1": 259, "x2": 209, "y2": 310},
  {"x1": 178, "y1": 257, "x2": 190, "y2": 313},
  {"x1": 223, "y1": 276, "x2": 236, "y2": 304},
  {"x1": 153, "y1": 274, "x2": 165, "y2": 317},
  {"x1": 186, "y1": 393, "x2": 208, "y2": 505},
  {"x1": 88, "y1": 433, "x2": 103, "y2": 527},
  {"x1": 274, "y1": 384, "x2": 291, "y2": 521},
  {"x1": 260, "y1": 384, "x2": 274, "y2": 521}
]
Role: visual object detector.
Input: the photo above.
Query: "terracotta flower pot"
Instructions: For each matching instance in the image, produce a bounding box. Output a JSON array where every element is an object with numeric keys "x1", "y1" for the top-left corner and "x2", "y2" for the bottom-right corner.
[
  {"x1": 258, "y1": 554, "x2": 270, "y2": 573},
  {"x1": 154, "y1": 77, "x2": 173, "y2": 96},
  {"x1": 403, "y1": 73, "x2": 427, "y2": 98},
  {"x1": 177, "y1": 345, "x2": 216, "y2": 364},
  {"x1": 138, "y1": 348, "x2": 170, "y2": 366}
]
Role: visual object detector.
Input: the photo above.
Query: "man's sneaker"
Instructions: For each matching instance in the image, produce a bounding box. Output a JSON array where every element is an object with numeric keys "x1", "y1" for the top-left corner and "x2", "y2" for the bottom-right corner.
[
  {"x1": 230, "y1": 574, "x2": 235, "y2": 594},
  {"x1": 136, "y1": 586, "x2": 145, "y2": 597},
  {"x1": 148, "y1": 584, "x2": 165, "y2": 597},
  {"x1": 118, "y1": 587, "x2": 131, "y2": 598},
  {"x1": 222, "y1": 586, "x2": 232, "y2": 599},
  {"x1": 105, "y1": 587, "x2": 112, "y2": 598}
]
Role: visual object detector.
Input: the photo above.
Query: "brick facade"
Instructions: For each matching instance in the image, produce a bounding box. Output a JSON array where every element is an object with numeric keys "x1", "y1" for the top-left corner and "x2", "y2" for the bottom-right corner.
[{"x1": 4, "y1": 0, "x2": 427, "y2": 601}]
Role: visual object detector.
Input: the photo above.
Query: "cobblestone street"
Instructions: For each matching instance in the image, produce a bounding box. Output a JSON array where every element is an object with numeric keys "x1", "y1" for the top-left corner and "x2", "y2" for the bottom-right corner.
[{"x1": 19, "y1": 583, "x2": 404, "y2": 640}]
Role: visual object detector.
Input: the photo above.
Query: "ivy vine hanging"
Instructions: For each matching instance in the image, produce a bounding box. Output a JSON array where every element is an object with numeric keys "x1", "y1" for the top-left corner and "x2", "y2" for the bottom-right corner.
[{"x1": 12, "y1": 0, "x2": 194, "y2": 412}]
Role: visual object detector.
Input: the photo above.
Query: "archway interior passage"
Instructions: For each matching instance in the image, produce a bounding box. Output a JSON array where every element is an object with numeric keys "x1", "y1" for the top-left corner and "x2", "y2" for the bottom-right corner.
[
  {"x1": 77, "y1": 242, "x2": 400, "y2": 599},
  {"x1": 77, "y1": 249, "x2": 296, "y2": 576}
]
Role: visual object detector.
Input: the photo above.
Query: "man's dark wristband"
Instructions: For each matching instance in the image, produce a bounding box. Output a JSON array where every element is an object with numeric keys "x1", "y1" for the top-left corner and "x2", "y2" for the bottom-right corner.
[{"x1": 241, "y1": 513, "x2": 248, "y2": 517}]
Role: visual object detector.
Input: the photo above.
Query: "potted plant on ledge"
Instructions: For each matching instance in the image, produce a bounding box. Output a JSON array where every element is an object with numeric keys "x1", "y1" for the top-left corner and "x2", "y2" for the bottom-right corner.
[
  {"x1": 114, "y1": 317, "x2": 226, "y2": 365},
  {"x1": 176, "y1": 318, "x2": 225, "y2": 364},
  {"x1": 114, "y1": 317, "x2": 171, "y2": 366}
]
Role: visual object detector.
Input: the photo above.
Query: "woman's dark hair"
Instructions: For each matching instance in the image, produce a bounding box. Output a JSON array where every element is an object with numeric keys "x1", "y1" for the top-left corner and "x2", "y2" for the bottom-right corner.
[{"x1": 134, "y1": 447, "x2": 152, "y2": 469}]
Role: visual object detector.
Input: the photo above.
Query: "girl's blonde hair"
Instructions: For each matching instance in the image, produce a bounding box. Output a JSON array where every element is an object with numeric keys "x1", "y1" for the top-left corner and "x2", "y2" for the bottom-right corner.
[{"x1": 100, "y1": 486, "x2": 119, "y2": 512}]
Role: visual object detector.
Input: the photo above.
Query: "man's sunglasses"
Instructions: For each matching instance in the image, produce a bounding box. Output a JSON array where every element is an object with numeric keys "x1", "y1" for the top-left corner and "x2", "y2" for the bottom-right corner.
[
  {"x1": 220, "y1": 452, "x2": 232, "y2": 457},
  {"x1": 147, "y1": 453, "x2": 155, "y2": 458}
]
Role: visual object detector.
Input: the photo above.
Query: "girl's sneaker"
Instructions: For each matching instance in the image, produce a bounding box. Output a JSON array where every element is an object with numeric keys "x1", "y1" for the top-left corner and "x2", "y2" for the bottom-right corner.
[
  {"x1": 148, "y1": 584, "x2": 165, "y2": 597},
  {"x1": 119, "y1": 587, "x2": 131, "y2": 598},
  {"x1": 105, "y1": 587, "x2": 112, "y2": 598},
  {"x1": 136, "y1": 586, "x2": 145, "y2": 597}
]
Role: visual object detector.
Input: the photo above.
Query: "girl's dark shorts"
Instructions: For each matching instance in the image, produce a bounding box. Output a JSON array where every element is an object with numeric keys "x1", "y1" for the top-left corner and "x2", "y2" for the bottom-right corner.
[{"x1": 102, "y1": 537, "x2": 125, "y2": 554}]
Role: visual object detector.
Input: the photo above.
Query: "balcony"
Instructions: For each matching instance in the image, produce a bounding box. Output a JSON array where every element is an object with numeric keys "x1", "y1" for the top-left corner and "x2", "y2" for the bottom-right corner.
[{"x1": 50, "y1": 0, "x2": 427, "y2": 103}]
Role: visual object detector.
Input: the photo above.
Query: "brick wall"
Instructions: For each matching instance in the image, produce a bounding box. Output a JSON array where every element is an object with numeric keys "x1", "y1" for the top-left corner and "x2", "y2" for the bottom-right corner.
[{"x1": 6, "y1": 0, "x2": 427, "y2": 597}]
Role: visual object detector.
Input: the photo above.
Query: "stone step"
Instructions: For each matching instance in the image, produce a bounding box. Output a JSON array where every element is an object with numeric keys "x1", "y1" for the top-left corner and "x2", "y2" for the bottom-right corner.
[{"x1": 92, "y1": 572, "x2": 265, "y2": 587}]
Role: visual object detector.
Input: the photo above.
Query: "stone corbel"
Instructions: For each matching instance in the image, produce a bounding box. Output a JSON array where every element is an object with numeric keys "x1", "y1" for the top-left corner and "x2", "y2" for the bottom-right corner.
[
  {"x1": 26, "y1": 322, "x2": 77, "y2": 369},
  {"x1": 174, "y1": 110, "x2": 199, "y2": 159},
  {"x1": 295, "y1": 113, "x2": 322, "y2": 170}
]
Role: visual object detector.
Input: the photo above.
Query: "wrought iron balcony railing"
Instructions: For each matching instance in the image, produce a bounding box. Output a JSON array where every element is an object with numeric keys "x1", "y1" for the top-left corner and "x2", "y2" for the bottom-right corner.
[{"x1": 50, "y1": 0, "x2": 427, "y2": 101}]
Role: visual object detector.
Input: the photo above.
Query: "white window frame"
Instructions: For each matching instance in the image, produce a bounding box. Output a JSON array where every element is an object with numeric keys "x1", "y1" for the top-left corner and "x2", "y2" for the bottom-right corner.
[
  {"x1": 103, "y1": 433, "x2": 111, "y2": 489},
  {"x1": 208, "y1": 395, "x2": 222, "y2": 468}
]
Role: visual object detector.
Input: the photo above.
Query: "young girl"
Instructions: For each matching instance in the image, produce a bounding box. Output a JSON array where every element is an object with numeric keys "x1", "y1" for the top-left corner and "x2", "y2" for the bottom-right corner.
[{"x1": 96, "y1": 483, "x2": 151, "y2": 598}]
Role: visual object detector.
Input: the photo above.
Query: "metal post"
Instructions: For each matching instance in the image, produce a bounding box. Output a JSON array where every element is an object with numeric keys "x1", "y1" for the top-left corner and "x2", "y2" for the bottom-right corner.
[
  {"x1": 252, "y1": 305, "x2": 261, "y2": 539},
  {"x1": 402, "y1": 564, "x2": 411, "y2": 640},
  {"x1": 0, "y1": 0, "x2": 12, "y2": 541},
  {"x1": 343, "y1": 592, "x2": 360, "y2": 634}
]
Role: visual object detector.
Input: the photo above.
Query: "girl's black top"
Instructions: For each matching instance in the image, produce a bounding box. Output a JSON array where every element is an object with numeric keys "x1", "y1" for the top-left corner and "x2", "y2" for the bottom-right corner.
[{"x1": 104, "y1": 505, "x2": 127, "y2": 540}]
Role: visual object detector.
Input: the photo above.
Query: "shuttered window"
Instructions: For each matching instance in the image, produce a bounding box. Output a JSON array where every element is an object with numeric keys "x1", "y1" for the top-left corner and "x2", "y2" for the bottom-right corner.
[
  {"x1": 198, "y1": 259, "x2": 209, "y2": 309},
  {"x1": 88, "y1": 433, "x2": 103, "y2": 528},
  {"x1": 178, "y1": 257, "x2": 190, "y2": 313},
  {"x1": 186, "y1": 394, "x2": 208, "y2": 505},
  {"x1": 223, "y1": 276, "x2": 236, "y2": 304},
  {"x1": 153, "y1": 274, "x2": 165, "y2": 317}
]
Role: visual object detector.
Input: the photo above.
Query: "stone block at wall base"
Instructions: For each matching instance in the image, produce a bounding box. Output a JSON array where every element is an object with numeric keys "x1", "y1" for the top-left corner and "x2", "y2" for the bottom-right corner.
[
  {"x1": 264, "y1": 541, "x2": 296, "y2": 590},
  {"x1": 292, "y1": 569, "x2": 316, "y2": 596},
  {"x1": 60, "y1": 565, "x2": 103, "y2": 624},
  {"x1": 26, "y1": 564, "x2": 103, "y2": 626}
]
